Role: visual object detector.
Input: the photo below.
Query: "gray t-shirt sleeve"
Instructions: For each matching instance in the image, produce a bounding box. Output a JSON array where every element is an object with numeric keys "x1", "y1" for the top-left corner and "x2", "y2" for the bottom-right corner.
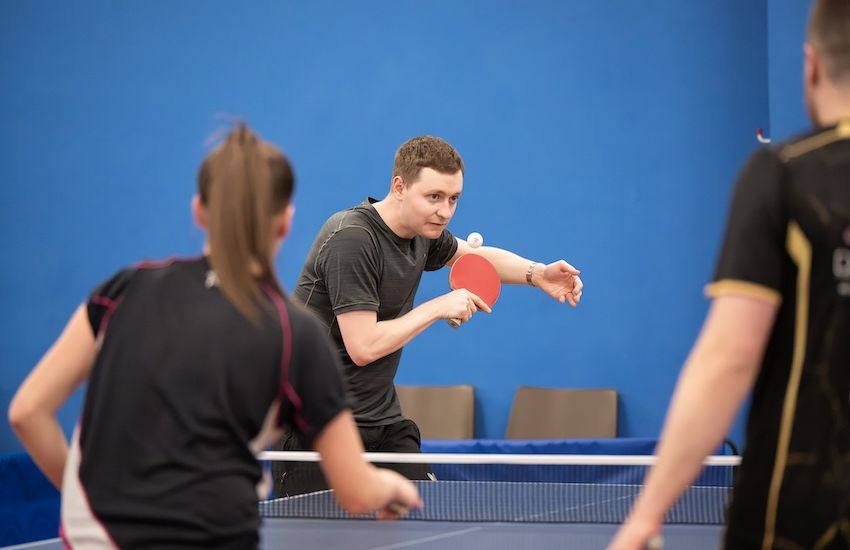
[
  {"x1": 317, "y1": 226, "x2": 381, "y2": 314},
  {"x1": 424, "y1": 228, "x2": 458, "y2": 271}
]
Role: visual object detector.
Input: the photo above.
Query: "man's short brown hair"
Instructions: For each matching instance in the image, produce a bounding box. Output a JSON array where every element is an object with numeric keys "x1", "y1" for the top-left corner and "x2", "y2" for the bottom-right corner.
[
  {"x1": 809, "y1": 0, "x2": 850, "y2": 83},
  {"x1": 392, "y1": 136, "x2": 464, "y2": 185}
]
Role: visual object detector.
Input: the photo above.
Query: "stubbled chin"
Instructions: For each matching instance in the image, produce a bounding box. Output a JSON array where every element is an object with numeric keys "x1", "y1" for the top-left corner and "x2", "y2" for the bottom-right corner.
[{"x1": 423, "y1": 224, "x2": 445, "y2": 237}]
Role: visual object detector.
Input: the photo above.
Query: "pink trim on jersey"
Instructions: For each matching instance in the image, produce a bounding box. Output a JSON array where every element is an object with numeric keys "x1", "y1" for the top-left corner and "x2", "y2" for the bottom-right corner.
[
  {"x1": 262, "y1": 285, "x2": 310, "y2": 435},
  {"x1": 134, "y1": 257, "x2": 177, "y2": 270},
  {"x1": 91, "y1": 255, "x2": 205, "y2": 341},
  {"x1": 90, "y1": 296, "x2": 117, "y2": 309},
  {"x1": 90, "y1": 295, "x2": 122, "y2": 342},
  {"x1": 59, "y1": 523, "x2": 70, "y2": 549},
  {"x1": 133, "y1": 254, "x2": 205, "y2": 271}
]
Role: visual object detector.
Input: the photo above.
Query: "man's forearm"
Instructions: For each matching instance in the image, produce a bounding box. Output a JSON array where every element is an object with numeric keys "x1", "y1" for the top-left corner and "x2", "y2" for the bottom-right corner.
[
  {"x1": 631, "y1": 351, "x2": 753, "y2": 523},
  {"x1": 346, "y1": 301, "x2": 442, "y2": 366},
  {"x1": 629, "y1": 300, "x2": 767, "y2": 523},
  {"x1": 472, "y1": 246, "x2": 537, "y2": 285}
]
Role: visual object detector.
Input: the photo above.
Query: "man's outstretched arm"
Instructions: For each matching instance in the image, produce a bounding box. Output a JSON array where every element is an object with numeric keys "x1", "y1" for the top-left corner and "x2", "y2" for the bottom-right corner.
[{"x1": 450, "y1": 237, "x2": 584, "y2": 306}]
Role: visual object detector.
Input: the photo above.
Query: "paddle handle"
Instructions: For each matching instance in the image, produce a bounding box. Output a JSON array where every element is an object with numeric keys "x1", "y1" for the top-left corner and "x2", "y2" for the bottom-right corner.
[{"x1": 447, "y1": 318, "x2": 461, "y2": 328}]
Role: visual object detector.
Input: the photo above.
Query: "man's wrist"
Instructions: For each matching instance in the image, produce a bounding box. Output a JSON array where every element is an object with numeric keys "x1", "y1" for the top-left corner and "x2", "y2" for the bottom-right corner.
[{"x1": 526, "y1": 262, "x2": 539, "y2": 286}]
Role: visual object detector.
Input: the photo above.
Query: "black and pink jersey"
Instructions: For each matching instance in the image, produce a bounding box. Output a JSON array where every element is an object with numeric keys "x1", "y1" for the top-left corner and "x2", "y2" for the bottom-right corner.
[{"x1": 62, "y1": 256, "x2": 347, "y2": 549}]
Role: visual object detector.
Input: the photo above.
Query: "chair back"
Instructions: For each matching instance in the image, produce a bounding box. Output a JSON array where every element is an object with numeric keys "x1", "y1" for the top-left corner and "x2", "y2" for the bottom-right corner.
[
  {"x1": 505, "y1": 386, "x2": 618, "y2": 439},
  {"x1": 395, "y1": 384, "x2": 475, "y2": 439}
]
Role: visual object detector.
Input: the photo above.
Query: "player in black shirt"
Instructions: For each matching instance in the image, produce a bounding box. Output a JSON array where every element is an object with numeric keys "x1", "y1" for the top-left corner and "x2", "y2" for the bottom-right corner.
[
  {"x1": 611, "y1": 1, "x2": 850, "y2": 548},
  {"x1": 9, "y1": 124, "x2": 421, "y2": 549}
]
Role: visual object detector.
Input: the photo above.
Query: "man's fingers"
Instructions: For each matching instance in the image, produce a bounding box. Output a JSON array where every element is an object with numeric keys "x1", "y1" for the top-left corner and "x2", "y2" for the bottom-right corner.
[
  {"x1": 559, "y1": 260, "x2": 580, "y2": 275},
  {"x1": 467, "y1": 292, "x2": 492, "y2": 313},
  {"x1": 573, "y1": 277, "x2": 584, "y2": 293}
]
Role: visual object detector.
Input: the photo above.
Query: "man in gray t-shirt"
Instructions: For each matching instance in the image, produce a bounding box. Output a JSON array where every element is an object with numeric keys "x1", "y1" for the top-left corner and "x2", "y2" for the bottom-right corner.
[{"x1": 274, "y1": 136, "x2": 584, "y2": 496}]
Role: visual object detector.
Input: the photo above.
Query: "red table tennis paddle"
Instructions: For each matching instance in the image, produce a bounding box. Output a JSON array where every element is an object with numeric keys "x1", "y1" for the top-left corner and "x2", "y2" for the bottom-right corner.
[{"x1": 447, "y1": 253, "x2": 501, "y2": 328}]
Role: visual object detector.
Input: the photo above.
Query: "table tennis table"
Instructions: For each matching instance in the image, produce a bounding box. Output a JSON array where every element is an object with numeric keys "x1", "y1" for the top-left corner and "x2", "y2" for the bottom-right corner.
[
  {"x1": 3, "y1": 479, "x2": 728, "y2": 549},
  {"x1": 4, "y1": 520, "x2": 722, "y2": 550}
]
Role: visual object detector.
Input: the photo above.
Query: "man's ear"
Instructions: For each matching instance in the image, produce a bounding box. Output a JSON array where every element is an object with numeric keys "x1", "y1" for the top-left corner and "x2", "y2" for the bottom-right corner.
[
  {"x1": 390, "y1": 175, "x2": 406, "y2": 199},
  {"x1": 191, "y1": 195, "x2": 207, "y2": 229},
  {"x1": 276, "y1": 204, "x2": 295, "y2": 240},
  {"x1": 804, "y1": 42, "x2": 820, "y2": 89}
]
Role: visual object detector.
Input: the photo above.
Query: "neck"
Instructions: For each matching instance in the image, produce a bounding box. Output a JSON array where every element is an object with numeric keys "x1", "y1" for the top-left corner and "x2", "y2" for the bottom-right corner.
[
  {"x1": 204, "y1": 242, "x2": 265, "y2": 276},
  {"x1": 813, "y1": 85, "x2": 850, "y2": 126},
  {"x1": 372, "y1": 197, "x2": 415, "y2": 239},
  {"x1": 817, "y1": 106, "x2": 850, "y2": 126}
]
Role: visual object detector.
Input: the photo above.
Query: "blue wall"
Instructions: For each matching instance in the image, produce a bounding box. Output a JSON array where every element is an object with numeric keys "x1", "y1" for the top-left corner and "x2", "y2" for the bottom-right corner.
[
  {"x1": 1, "y1": 1, "x2": 808, "y2": 452},
  {"x1": 767, "y1": 0, "x2": 811, "y2": 138}
]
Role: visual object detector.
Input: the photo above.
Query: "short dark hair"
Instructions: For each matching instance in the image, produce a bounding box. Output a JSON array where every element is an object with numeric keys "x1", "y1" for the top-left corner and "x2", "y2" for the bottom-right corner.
[
  {"x1": 392, "y1": 136, "x2": 464, "y2": 186},
  {"x1": 809, "y1": 0, "x2": 850, "y2": 83}
]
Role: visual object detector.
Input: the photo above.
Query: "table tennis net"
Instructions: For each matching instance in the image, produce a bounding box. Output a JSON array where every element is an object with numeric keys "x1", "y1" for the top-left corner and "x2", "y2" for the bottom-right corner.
[{"x1": 258, "y1": 452, "x2": 738, "y2": 525}]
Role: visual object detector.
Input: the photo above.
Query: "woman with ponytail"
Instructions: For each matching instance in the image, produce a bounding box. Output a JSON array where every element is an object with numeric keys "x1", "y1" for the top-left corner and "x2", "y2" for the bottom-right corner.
[{"x1": 9, "y1": 124, "x2": 421, "y2": 549}]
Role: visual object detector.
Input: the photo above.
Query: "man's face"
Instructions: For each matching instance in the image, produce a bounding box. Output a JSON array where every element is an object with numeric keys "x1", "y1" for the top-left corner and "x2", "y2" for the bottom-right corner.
[{"x1": 399, "y1": 167, "x2": 463, "y2": 239}]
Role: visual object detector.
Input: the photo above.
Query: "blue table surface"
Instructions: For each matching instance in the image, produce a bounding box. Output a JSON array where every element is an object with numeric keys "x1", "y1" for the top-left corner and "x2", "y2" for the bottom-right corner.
[{"x1": 3, "y1": 519, "x2": 724, "y2": 550}]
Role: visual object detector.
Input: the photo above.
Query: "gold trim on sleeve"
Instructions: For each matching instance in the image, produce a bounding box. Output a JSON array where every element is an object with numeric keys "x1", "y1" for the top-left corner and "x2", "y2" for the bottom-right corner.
[{"x1": 704, "y1": 280, "x2": 782, "y2": 305}]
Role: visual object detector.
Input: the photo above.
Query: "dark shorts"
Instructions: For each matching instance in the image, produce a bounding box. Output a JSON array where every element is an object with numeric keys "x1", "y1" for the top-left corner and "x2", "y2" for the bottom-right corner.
[{"x1": 272, "y1": 418, "x2": 432, "y2": 497}]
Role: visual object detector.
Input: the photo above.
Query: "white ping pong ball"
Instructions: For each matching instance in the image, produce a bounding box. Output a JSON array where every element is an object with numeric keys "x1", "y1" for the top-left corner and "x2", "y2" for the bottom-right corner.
[{"x1": 467, "y1": 232, "x2": 483, "y2": 248}]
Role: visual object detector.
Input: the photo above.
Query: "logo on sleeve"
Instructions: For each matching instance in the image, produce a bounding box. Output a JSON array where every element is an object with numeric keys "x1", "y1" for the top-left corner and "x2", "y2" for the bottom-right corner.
[
  {"x1": 835, "y1": 226, "x2": 850, "y2": 297},
  {"x1": 205, "y1": 270, "x2": 220, "y2": 289}
]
